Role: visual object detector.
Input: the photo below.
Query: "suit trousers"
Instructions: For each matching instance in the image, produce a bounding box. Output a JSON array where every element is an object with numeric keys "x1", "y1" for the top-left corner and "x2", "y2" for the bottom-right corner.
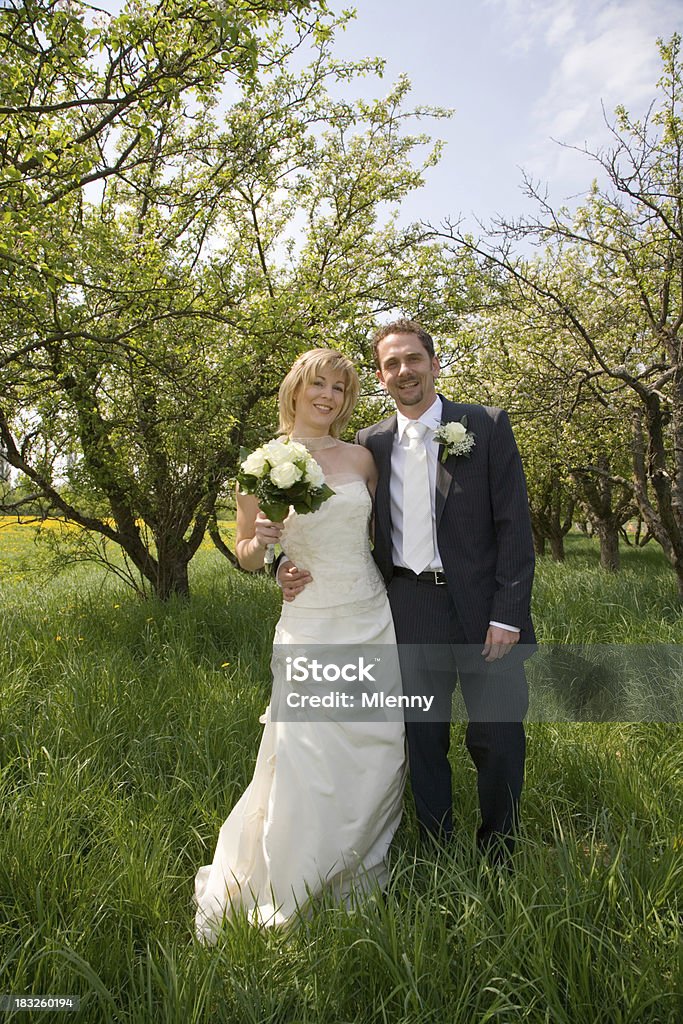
[{"x1": 388, "y1": 573, "x2": 528, "y2": 852}]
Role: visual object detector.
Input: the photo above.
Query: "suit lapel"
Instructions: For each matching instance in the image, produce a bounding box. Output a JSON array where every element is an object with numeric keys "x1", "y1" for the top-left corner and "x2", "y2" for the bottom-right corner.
[
  {"x1": 373, "y1": 416, "x2": 396, "y2": 535},
  {"x1": 435, "y1": 397, "x2": 468, "y2": 527}
]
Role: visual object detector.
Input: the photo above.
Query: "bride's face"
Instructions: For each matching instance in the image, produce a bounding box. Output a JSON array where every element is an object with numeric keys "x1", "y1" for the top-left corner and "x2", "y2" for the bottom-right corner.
[{"x1": 295, "y1": 369, "x2": 346, "y2": 433}]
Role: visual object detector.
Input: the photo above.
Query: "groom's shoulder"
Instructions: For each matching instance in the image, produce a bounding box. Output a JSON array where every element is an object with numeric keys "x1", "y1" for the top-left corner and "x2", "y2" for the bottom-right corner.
[
  {"x1": 356, "y1": 413, "x2": 395, "y2": 446},
  {"x1": 443, "y1": 397, "x2": 508, "y2": 425}
]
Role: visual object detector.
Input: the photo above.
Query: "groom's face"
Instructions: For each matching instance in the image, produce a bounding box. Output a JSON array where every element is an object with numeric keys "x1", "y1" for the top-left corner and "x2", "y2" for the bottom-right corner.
[{"x1": 375, "y1": 333, "x2": 440, "y2": 418}]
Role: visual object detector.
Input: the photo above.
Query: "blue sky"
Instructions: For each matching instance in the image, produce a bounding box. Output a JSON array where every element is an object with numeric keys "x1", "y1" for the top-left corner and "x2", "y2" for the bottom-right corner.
[{"x1": 329, "y1": 0, "x2": 682, "y2": 229}]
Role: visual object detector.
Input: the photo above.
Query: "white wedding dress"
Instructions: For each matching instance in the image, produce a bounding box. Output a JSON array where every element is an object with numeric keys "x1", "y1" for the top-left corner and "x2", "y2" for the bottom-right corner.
[{"x1": 194, "y1": 477, "x2": 406, "y2": 940}]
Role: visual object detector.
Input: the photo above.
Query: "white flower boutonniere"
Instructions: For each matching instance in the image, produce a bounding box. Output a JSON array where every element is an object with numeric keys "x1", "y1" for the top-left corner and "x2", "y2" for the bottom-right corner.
[{"x1": 433, "y1": 417, "x2": 476, "y2": 464}]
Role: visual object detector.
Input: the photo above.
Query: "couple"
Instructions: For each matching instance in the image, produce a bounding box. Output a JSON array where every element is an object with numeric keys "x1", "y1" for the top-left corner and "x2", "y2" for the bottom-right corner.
[{"x1": 194, "y1": 319, "x2": 535, "y2": 940}]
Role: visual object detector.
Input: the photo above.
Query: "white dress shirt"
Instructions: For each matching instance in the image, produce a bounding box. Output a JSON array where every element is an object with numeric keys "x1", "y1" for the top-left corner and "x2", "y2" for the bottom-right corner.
[{"x1": 391, "y1": 397, "x2": 443, "y2": 572}]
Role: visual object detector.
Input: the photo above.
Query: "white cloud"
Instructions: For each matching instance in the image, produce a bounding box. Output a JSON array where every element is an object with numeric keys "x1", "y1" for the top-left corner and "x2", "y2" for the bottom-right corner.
[
  {"x1": 544, "y1": 3, "x2": 660, "y2": 127},
  {"x1": 545, "y1": 6, "x2": 578, "y2": 47},
  {"x1": 484, "y1": 0, "x2": 578, "y2": 54},
  {"x1": 487, "y1": 0, "x2": 680, "y2": 200}
]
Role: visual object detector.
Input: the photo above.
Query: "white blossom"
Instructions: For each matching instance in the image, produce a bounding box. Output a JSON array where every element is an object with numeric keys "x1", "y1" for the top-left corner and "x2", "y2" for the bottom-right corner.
[
  {"x1": 240, "y1": 448, "x2": 268, "y2": 477},
  {"x1": 304, "y1": 458, "x2": 324, "y2": 488},
  {"x1": 263, "y1": 438, "x2": 294, "y2": 467},
  {"x1": 439, "y1": 421, "x2": 467, "y2": 443},
  {"x1": 270, "y1": 461, "x2": 302, "y2": 488}
]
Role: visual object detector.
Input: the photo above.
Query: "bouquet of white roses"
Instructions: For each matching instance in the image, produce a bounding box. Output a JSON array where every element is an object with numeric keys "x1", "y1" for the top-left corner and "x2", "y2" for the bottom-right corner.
[{"x1": 237, "y1": 437, "x2": 334, "y2": 523}]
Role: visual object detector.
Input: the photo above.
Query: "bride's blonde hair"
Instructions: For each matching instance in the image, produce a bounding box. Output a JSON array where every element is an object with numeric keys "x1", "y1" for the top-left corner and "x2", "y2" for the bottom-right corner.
[{"x1": 278, "y1": 349, "x2": 360, "y2": 439}]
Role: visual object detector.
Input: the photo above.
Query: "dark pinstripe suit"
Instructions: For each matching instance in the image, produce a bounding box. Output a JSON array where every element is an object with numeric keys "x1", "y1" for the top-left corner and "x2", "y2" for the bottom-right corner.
[{"x1": 357, "y1": 395, "x2": 535, "y2": 850}]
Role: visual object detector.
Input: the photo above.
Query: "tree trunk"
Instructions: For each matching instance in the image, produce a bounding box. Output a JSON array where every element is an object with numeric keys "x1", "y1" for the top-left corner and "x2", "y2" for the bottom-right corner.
[
  {"x1": 531, "y1": 523, "x2": 546, "y2": 556},
  {"x1": 549, "y1": 534, "x2": 565, "y2": 561},
  {"x1": 597, "y1": 522, "x2": 620, "y2": 572},
  {"x1": 154, "y1": 553, "x2": 191, "y2": 600}
]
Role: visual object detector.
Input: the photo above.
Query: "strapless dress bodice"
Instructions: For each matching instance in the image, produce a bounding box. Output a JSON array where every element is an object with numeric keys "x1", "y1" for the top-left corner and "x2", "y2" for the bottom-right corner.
[{"x1": 279, "y1": 477, "x2": 385, "y2": 608}]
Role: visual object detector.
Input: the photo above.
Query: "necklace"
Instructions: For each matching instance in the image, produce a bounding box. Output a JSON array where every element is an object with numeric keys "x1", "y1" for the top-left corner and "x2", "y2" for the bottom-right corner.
[{"x1": 290, "y1": 434, "x2": 338, "y2": 451}]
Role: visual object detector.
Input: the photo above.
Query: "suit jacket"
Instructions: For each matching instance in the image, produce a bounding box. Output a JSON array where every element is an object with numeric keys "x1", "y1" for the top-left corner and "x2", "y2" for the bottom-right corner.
[{"x1": 356, "y1": 395, "x2": 536, "y2": 645}]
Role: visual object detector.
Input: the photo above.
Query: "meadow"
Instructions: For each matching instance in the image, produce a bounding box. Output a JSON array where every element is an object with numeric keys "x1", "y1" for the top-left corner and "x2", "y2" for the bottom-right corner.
[{"x1": 0, "y1": 521, "x2": 681, "y2": 1023}]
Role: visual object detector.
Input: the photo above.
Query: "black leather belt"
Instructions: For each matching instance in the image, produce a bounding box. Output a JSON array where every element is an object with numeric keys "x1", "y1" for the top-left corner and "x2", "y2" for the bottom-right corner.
[{"x1": 392, "y1": 566, "x2": 447, "y2": 585}]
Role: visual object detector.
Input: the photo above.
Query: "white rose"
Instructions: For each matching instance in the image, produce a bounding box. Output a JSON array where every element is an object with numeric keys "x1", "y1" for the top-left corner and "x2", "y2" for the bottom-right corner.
[
  {"x1": 240, "y1": 448, "x2": 268, "y2": 476},
  {"x1": 444, "y1": 422, "x2": 467, "y2": 442},
  {"x1": 264, "y1": 438, "x2": 293, "y2": 466},
  {"x1": 286, "y1": 440, "x2": 309, "y2": 461},
  {"x1": 270, "y1": 461, "x2": 303, "y2": 488},
  {"x1": 304, "y1": 458, "x2": 325, "y2": 487}
]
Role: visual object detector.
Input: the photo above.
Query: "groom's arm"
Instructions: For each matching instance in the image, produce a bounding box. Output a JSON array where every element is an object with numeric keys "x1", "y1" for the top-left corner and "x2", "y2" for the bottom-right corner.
[{"x1": 487, "y1": 409, "x2": 535, "y2": 630}]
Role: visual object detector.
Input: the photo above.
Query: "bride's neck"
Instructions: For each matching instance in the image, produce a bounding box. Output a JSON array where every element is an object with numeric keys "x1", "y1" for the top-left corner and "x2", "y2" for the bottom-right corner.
[{"x1": 290, "y1": 429, "x2": 337, "y2": 451}]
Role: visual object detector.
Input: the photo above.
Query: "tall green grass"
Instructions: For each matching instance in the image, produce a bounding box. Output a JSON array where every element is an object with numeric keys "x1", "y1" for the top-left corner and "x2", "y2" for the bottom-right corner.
[{"x1": 0, "y1": 538, "x2": 681, "y2": 1022}]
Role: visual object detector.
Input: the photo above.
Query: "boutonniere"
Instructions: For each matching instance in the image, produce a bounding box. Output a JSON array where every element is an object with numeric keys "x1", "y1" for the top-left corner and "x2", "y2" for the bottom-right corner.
[{"x1": 433, "y1": 417, "x2": 476, "y2": 463}]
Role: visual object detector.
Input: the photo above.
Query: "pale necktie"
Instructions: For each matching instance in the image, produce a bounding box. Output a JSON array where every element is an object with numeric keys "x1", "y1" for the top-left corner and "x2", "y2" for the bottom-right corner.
[{"x1": 402, "y1": 420, "x2": 435, "y2": 574}]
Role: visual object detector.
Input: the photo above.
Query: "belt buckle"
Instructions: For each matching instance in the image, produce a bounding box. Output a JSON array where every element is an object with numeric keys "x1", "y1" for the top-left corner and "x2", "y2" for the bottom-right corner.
[{"x1": 433, "y1": 570, "x2": 446, "y2": 586}]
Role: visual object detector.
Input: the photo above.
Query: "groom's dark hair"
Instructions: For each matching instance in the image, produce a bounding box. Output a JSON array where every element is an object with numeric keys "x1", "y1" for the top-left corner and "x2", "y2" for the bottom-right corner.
[{"x1": 372, "y1": 319, "x2": 435, "y2": 365}]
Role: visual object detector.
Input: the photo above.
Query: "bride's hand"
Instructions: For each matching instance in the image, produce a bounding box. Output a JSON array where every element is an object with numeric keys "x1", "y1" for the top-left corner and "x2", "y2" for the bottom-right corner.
[
  {"x1": 254, "y1": 511, "x2": 284, "y2": 549},
  {"x1": 277, "y1": 559, "x2": 313, "y2": 602}
]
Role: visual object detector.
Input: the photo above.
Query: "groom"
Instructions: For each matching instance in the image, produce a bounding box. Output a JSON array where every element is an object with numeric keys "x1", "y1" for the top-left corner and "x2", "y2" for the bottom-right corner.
[
  {"x1": 282, "y1": 320, "x2": 535, "y2": 855},
  {"x1": 358, "y1": 320, "x2": 535, "y2": 855}
]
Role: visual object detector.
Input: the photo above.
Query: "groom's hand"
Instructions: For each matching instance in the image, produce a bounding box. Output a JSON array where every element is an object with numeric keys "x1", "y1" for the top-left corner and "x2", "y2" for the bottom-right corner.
[
  {"x1": 481, "y1": 625, "x2": 519, "y2": 662},
  {"x1": 277, "y1": 559, "x2": 312, "y2": 602}
]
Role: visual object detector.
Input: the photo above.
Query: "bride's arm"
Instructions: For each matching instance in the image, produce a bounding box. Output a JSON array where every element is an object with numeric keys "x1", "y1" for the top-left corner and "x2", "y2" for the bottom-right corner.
[
  {"x1": 350, "y1": 444, "x2": 378, "y2": 499},
  {"x1": 352, "y1": 445, "x2": 378, "y2": 541},
  {"x1": 368, "y1": 462, "x2": 378, "y2": 543},
  {"x1": 235, "y1": 487, "x2": 283, "y2": 571}
]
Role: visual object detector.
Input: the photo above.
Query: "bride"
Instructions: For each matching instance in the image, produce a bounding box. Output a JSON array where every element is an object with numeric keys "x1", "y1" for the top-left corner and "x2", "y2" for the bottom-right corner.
[{"x1": 194, "y1": 349, "x2": 406, "y2": 940}]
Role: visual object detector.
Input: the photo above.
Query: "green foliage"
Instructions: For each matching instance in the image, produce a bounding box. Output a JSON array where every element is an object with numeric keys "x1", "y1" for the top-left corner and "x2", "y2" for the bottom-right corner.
[{"x1": 0, "y1": 0, "x2": 453, "y2": 598}]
